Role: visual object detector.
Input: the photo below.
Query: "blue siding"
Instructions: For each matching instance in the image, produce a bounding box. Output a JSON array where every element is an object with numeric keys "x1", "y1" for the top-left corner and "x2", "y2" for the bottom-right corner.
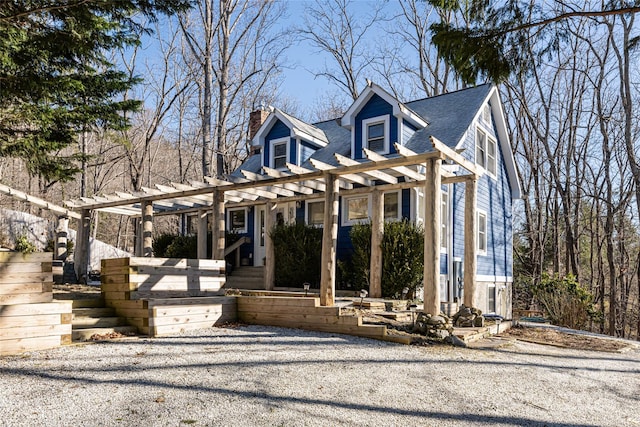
[
  {"x1": 262, "y1": 119, "x2": 291, "y2": 168},
  {"x1": 451, "y1": 123, "x2": 513, "y2": 279},
  {"x1": 401, "y1": 189, "x2": 410, "y2": 219},
  {"x1": 402, "y1": 119, "x2": 417, "y2": 146},
  {"x1": 354, "y1": 94, "x2": 398, "y2": 159}
]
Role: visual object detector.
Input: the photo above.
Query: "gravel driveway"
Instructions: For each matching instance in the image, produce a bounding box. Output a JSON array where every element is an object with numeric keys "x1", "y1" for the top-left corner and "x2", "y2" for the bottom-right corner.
[{"x1": 1, "y1": 325, "x2": 639, "y2": 427}]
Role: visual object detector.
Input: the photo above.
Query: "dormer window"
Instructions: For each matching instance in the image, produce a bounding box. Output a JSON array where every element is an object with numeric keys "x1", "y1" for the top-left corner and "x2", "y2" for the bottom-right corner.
[
  {"x1": 270, "y1": 137, "x2": 289, "y2": 170},
  {"x1": 362, "y1": 115, "x2": 389, "y2": 154}
]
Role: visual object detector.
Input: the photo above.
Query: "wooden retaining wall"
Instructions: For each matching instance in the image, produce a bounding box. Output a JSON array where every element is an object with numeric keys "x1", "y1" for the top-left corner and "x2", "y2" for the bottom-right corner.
[
  {"x1": 0, "y1": 252, "x2": 72, "y2": 356},
  {"x1": 237, "y1": 296, "x2": 410, "y2": 344},
  {"x1": 101, "y1": 257, "x2": 234, "y2": 337}
]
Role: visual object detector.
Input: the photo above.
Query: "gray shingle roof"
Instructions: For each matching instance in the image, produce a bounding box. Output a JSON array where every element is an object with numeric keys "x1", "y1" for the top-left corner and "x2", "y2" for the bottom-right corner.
[{"x1": 233, "y1": 84, "x2": 493, "y2": 174}]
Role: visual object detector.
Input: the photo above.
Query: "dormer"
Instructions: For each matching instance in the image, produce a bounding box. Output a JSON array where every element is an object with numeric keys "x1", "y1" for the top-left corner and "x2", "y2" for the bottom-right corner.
[
  {"x1": 251, "y1": 108, "x2": 328, "y2": 171},
  {"x1": 341, "y1": 82, "x2": 428, "y2": 159}
]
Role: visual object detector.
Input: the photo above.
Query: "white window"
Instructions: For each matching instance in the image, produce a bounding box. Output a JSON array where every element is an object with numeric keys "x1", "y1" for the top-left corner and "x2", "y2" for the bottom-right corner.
[
  {"x1": 476, "y1": 129, "x2": 487, "y2": 169},
  {"x1": 270, "y1": 137, "x2": 289, "y2": 170},
  {"x1": 362, "y1": 115, "x2": 389, "y2": 154},
  {"x1": 228, "y1": 208, "x2": 248, "y2": 233},
  {"x1": 476, "y1": 128, "x2": 497, "y2": 176},
  {"x1": 384, "y1": 191, "x2": 401, "y2": 220},
  {"x1": 306, "y1": 200, "x2": 324, "y2": 227},
  {"x1": 441, "y1": 192, "x2": 448, "y2": 251},
  {"x1": 343, "y1": 195, "x2": 370, "y2": 225},
  {"x1": 477, "y1": 210, "x2": 487, "y2": 255}
]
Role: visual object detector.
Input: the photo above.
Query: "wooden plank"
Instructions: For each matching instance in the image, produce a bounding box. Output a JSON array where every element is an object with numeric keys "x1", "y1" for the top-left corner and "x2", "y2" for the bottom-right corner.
[
  {"x1": 102, "y1": 277, "x2": 224, "y2": 292},
  {"x1": 101, "y1": 274, "x2": 129, "y2": 284},
  {"x1": 0, "y1": 272, "x2": 52, "y2": 284},
  {"x1": 129, "y1": 273, "x2": 225, "y2": 283},
  {"x1": 237, "y1": 312, "x2": 362, "y2": 327},
  {"x1": 0, "y1": 292, "x2": 53, "y2": 305},
  {"x1": 112, "y1": 308, "x2": 151, "y2": 318},
  {"x1": 0, "y1": 324, "x2": 72, "y2": 340},
  {"x1": 146, "y1": 296, "x2": 236, "y2": 307},
  {"x1": 236, "y1": 296, "x2": 320, "y2": 308},
  {"x1": 150, "y1": 310, "x2": 228, "y2": 327},
  {"x1": 0, "y1": 262, "x2": 51, "y2": 274},
  {"x1": 0, "y1": 252, "x2": 53, "y2": 263},
  {"x1": 0, "y1": 335, "x2": 69, "y2": 356},
  {"x1": 105, "y1": 299, "x2": 149, "y2": 310},
  {"x1": 152, "y1": 304, "x2": 234, "y2": 317},
  {"x1": 102, "y1": 291, "x2": 130, "y2": 301},
  {"x1": 135, "y1": 264, "x2": 225, "y2": 275},
  {"x1": 320, "y1": 172, "x2": 339, "y2": 306},
  {"x1": 150, "y1": 315, "x2": 235, "y2": 337},
  {"x1": 0, "y1": 282, "x2": 51, "y2": 295},
  {"x1": 0, "y1": 301, "x2": 72, "y2": 316},
  {"x1": 0, "y1": 314, "x2": 65, "y2": 329},
  {"x1": 101, "y1": 258, "x2": 131, "y2": 268},
  {"x1": 236, "y1": 302, "x2": 339, "y2": 316}
]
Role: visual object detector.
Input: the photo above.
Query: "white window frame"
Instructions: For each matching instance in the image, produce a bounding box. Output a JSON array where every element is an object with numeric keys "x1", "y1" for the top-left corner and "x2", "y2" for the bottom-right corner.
[
  {"x1": 269, "y1": 137, "x2": 289, "y2": 170},
  {"x1": 227, "y1": 207, "x2": 248, "y2": 233},
  {"x1": 482, "y1": 104, "x2": 492, "y2": 125},
  {"x1": 477, "y1": 209, "x2": 487, "y2": 255},
  {"x1": 305, "y1": 199, "x2": 324, "y2": 227},
  {"x1": 476, "y1": 127, "x2": 497, "y2": 178},
  {"x1": 383, "y1": 191, "x2": 402, "y2": 221},
  {"x1": 441, "y1": 191, "x2": 448, "y2": 253},
  {"x1": 362, "y1": 115, "x2": 390, "y2": 155},
  {"x1": 342, "y1": 194, "x2": 371, "y2": 226}
]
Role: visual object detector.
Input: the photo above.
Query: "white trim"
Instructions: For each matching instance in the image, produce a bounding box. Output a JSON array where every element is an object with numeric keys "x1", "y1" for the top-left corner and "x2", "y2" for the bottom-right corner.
[
  {"x1": 227, "y1": 207, "x2": 248, "y2": 233},
  {"x1": 269, "y1": 137, "x2": 289, "y2": 170},
  {"x1": 440, "y1": 190, "x2": 449, "y2": 254},
  {"x1": 305, "y1": 198, "x2": 324, "y2": 227},
  {"x1": 362, "y1": 115, "x2": 390, "y2": 155},
  {"x1": 476, "y1": 124, "x2": 497, "y2": 179},
  {"x1": 342, "y1": 194, "x2": 372, "y2": 226},
  {"x1": 477, "y1": 209, "x2": 487, "y2": 256},
  {"x1": 476, "y1": 275, "x2": 513, "y2": 283},
  {"x1": 251, "y1": 109, "x2": 328, "y2": 149}
]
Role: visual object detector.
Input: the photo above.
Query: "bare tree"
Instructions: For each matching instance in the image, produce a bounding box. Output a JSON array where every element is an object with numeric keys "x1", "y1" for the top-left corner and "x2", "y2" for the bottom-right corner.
[{"x1": 179, "y1": 0, "x2": 287, "y2": 177}]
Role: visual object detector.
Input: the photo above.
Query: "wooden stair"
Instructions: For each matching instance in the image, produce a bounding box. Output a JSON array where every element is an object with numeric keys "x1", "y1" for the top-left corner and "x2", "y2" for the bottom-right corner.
[
  {"x1": 56, "y1": 294, "x2": 138, "y2": 341},
  {"x1": 225, "y1": 266, "x2": 265, "y2": 290}
]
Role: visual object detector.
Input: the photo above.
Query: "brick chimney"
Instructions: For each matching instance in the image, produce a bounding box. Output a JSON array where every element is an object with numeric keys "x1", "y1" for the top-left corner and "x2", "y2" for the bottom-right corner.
[{"x1": 249, "y1": 106, "x2": 270, "y2": 140}]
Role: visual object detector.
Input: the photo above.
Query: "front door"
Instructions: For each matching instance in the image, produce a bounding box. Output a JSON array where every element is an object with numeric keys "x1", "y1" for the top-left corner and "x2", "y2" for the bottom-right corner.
[{"x1": 254, "y1": 205, "x2": 266, "y2": 266}]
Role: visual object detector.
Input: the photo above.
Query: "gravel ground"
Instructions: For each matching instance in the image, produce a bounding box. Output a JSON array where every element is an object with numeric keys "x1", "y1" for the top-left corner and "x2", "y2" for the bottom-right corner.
[{"x1": 1, "y1": 325, "x2": 639, "y2": 427}]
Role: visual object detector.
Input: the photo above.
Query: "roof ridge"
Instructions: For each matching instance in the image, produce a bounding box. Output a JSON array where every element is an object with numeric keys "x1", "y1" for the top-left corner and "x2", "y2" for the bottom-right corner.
[{"x1": 405, "y1": 83, "x2": 493, "y2": 105}]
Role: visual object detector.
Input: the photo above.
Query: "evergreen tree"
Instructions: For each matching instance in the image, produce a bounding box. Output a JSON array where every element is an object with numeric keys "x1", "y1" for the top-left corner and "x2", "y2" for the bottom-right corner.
[{"x1": 0, "y1": 1, "x2": 190, "y2": 183}]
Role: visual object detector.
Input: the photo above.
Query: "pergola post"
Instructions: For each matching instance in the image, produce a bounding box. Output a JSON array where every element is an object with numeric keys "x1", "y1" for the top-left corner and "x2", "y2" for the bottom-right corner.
[
  {"x1": 320, "y1": 172, "x2": 339, "y2": 306},
  {"x1": 464, "y1": 178, "x2": 478, "y2": 308},
  {"x1": 264, "y1": 201, "x2": 276, "y2": 290},
  {"x1": 141, "y1": 201, "x2": 153, "y2": 257},
  {"x1": 74, "y1": 209, "x2": 91, "y2": 284},
  {"x1": 369, "y1": 189, "x2": 383, "y2": 298},
  {"x1": 197, "y1": 209, "x2": 208, "y2": 259},
  {"x1": 55, "y1": 216, "x2": 69, "y2": 261},
  {"x1": 212, "y1": 190, "x2": 225, "y2": 260},
  {"x1": 423, "y1": 158, "x2": 442, "y2": 315}
]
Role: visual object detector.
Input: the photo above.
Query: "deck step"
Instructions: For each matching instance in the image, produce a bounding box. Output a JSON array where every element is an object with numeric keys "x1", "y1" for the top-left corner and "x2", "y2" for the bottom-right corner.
[
  {"x1": 72, "y1": 326, "x2": 138, "y2": 342},
  {"x1": 72, "y1": 316, "x2": 127, "y2": 328},
  {"x1": 73, "y1": 307, "x2": 116, "y2": 318}
]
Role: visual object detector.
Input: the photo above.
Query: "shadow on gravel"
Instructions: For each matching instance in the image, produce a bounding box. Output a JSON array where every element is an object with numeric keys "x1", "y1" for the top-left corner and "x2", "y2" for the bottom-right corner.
[{"x1": 0, "y1": 367, "x2": 600, "y2": 427}]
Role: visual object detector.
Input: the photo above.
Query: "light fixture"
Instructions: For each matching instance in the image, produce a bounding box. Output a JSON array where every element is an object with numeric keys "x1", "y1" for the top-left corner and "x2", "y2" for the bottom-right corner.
[
  {"x1": 409, "y1": 304, "x2": 418, "y2": 327},
  {"x1": 303, "y1": 282, "x2": 310, "y2": 297},
  {"x1": 359, "y1": 289, "x2": 368, "y2": 307}
]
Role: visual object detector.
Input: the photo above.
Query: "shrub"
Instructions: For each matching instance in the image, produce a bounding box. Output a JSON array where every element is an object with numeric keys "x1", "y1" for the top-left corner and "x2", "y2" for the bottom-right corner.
[
  {"x1": 153, "y1": 233, "x2": 177, "y2": 257},
  {"x1": 341, "y1": 220, "x2": 424, "y2": 299},
  {"x1": 533, "y1": 274, "x2": 599, "y2": 329},
  {"x1": 270, "y1": 222, "x2": 322, "y2": 288},
  {"x1": 14, "y1": 232, "x2": 37, "y2": 254}
]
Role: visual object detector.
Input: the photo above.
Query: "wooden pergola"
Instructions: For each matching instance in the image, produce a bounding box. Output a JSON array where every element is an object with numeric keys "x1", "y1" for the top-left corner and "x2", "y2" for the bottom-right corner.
[{"x1": 65, "y1": 137, "x2": 481, "y2": 315}]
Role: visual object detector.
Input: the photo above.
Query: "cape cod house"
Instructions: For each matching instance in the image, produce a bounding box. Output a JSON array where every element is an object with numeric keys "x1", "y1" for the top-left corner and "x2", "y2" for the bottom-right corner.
[{"x1": 227, "y1": 82, "x2": 521, "y2": 318}]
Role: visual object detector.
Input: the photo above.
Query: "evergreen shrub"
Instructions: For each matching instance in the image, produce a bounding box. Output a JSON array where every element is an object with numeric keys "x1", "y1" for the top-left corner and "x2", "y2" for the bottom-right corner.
[{"x1": 270, "y1": 222, "x2": 322, "y2": 288}]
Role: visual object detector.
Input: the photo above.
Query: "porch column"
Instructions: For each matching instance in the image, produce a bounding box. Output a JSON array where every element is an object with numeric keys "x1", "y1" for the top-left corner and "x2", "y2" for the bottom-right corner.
[
  {"x1": 320, "y1": 172, "x2": 339, "y2": 306},
  {"x1": 264, "y1": 201, "x2": 276, "y2": 290},
  {"x1": 369, "y1": 189, "x2": 383, "y2": 298},
  {"x1": 55, "y1": 216, "x2": 69, "y2": 261},
  {"x1": 423, "y1": 158, "x2": 442, "y2": 315},
  {"x1": 74, "y1": 209, "x2": 91, "y2": 284},
  {"x1": 212, "y1": 190, "x2": 225, "y2": 260},
  {"x1": 197, "y1": 209, "x2": 208, "y2": 259},
  {"x1": 464, "y1": 178, "x2": 478, "y2": 308},
  {"x1": 141, "y1": 201, "x2": 154, "y2": 257}
]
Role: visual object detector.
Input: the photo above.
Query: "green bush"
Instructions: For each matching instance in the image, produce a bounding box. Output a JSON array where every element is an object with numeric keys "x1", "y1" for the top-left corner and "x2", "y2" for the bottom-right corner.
[
  {"x1": 153, "y1": 233, "x2": 177, "y2": 257},
  {"x1": 15, "y1": 232, "x2": 37, "y2": 254},
  {"x1": 340, "y1": 220, "x2": 424, "y2": 299},
  {"x1": 165, "y1": 235, "x2": 198, "y2": 259},
  {"x1": 533, "y1": 274, "x2": 599, "y2": 329},
  {"x1": 270, "y1": 222, "x2": 322, "y2": 288}
]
